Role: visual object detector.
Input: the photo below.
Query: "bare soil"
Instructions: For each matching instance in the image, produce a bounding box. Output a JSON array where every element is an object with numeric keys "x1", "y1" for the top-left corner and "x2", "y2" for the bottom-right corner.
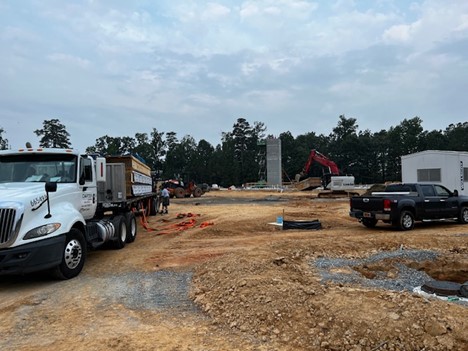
[{"x1": 0, "y1": 190, "x2": 467, "y2": 351}]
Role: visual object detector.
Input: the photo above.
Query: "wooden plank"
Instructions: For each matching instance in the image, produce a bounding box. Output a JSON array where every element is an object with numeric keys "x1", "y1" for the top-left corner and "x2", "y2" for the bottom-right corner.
[{"x1": 106, "y1": 155, "x2": 151, "y2": 176}]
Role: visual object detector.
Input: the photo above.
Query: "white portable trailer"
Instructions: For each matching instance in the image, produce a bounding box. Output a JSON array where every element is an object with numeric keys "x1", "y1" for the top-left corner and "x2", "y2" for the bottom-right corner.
[{"x1": 401, "y1": 150, "x2": 468, "y2": 195}]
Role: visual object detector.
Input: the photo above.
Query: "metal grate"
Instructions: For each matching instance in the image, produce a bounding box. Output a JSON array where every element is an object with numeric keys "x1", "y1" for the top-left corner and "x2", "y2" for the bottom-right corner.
[{"x1": 0, "y1": 208, "x2": 16, "y2": 244}]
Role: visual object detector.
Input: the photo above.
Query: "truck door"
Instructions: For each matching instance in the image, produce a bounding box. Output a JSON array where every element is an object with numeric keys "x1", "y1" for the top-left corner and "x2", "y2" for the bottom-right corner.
[
  {"x1": 434, "y1": 185, "x2": 458, "y2": 218},
  {"x1": 419, "y1": 184, "x2": 440, "y2": 219},
  {"x1": 79, "y1": 156, "x2": 98, "y2": 220}
]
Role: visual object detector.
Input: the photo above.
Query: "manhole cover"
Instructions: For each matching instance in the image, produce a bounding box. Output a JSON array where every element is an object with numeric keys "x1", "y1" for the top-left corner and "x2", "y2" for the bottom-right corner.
[{"x1": 421, "y1": 280, "x2": 463, "y2": 297}]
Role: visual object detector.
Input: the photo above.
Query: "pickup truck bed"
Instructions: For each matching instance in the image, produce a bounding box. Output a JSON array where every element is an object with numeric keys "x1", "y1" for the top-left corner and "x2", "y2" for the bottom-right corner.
[{"x1": 349, "y1": 183, "x2": 468, "y2": 230}]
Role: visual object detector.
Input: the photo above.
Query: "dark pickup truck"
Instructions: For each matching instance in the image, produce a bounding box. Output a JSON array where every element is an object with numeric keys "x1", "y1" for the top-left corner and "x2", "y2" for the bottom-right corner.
[{"x1": 349, "y1": 183, "x2": 468, "y2": 230}]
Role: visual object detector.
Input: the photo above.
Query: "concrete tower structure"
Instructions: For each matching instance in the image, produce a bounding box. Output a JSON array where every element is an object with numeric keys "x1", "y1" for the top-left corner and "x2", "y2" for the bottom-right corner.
[{"x1": 266, "y1": 138, "x2": 282, "y2": 186}]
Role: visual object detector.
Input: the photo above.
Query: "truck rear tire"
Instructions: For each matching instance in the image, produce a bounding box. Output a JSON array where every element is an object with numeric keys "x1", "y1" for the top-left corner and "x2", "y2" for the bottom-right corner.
[
  {"x1": 458, "y1": 206, "x2": 468, "y2": 224},
  {"x1": 125, "y1": 212, "x2": 137, "y2": 243},
  {"x1": 396, "y1": 210, "x2": 414, "y2": 230},
  {"x1": 174, "y1": 187, "x2": 185, "y2": 198},
  {"x1": 112, "y1": 216, "x2": 127, "y2": 249},
  {"x1": 52, "y1": 229, "x2": 86, "y2": 280},
  {"x1": 149, "y1": 197, "x2": 159, "y2": 216}
]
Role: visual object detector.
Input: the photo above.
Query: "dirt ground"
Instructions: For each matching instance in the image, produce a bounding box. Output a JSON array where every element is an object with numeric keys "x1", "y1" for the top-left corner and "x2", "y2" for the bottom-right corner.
[{"x1": 0, "y1": 190, "x2": 467, "y2": 351}]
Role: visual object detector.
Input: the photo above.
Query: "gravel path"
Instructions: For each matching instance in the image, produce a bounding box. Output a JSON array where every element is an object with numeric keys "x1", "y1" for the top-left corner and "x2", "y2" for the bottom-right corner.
[
  {"x1": 96, "y1": 271, "x2": 200, "y2": 313},
  {"x1": 313, "y1": 249, "x2": 438, "y2": 292}
]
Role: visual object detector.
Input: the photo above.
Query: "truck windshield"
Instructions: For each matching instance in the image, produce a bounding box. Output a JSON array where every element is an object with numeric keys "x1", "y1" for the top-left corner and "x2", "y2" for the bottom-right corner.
[{"x1": 0, "y1": 154, "x2": 77, "y2": 183}]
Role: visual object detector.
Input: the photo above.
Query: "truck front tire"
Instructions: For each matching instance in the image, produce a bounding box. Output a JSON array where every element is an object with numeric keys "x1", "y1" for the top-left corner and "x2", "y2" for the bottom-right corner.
[
  {"x1": 52, "y1": 229, "x2": 86, "y2": 280},
  {"x1": 396, "y1": 210, "x2": 415, "y2": 230},
  {"x1": 459, "y1": 206, "x2": 468, "y2": 224}
]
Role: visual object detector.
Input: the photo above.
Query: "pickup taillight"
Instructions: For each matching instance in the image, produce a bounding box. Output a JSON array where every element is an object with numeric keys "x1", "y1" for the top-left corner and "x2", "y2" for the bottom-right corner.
[{"x1": 383, "y1": 199, "x2": 392, "y2": 211}]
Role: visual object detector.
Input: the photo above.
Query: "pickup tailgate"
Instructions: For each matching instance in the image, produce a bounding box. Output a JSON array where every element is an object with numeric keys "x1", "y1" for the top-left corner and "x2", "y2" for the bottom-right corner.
[{"x1": 350, "y1": 196, "x2": 384, "y2": 212}]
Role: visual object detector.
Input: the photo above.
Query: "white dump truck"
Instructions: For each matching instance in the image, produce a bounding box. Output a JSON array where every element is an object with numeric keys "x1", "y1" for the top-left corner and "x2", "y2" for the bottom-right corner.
[{"x1": 0, "y1": 147, "x2": 159, "y2": 279}]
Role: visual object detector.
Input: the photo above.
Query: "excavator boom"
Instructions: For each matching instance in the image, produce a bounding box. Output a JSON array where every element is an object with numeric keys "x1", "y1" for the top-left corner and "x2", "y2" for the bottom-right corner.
[{"x1": 302, "y1": 149, "x2": 340, "y2": 176}]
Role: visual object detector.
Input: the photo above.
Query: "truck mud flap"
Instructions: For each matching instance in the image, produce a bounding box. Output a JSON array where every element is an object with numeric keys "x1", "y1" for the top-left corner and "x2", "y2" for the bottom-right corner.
[{"x1": 282, "y1": 219, "x2": 322, "y2": 230}]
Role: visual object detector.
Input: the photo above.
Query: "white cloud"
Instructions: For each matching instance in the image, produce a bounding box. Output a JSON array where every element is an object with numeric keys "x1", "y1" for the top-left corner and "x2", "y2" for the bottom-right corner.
[
  {"x1": 383, "y1": 23, "x2": 415, "y2": 43},
  {"x1": 1, "y1": 0, "x2": 468, "y2": 151},
  {"x1": 201, "y1": 3, "x2": 231, "y2": 20},
  {"x1": 47, "y1": 53, "x2": 91, "y2": 68}
]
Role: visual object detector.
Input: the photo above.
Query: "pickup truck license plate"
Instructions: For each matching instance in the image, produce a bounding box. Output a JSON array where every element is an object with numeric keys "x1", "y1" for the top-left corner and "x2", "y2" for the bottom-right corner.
[{"x1": 363, "y1": 212, "x2": 371, "y2": 218}]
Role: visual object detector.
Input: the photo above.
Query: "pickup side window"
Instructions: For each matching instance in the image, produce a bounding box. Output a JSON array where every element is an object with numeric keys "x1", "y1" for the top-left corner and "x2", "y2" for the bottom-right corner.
[
  {"x1": 434, "y1": 185, "x2": 450, "y2": 197},
  {"x1": 420, "y1": 185, "x2": 435, "y2": 197},
  {"x1": 385, "y1": 184, "x2": 417, "y2": 193}
]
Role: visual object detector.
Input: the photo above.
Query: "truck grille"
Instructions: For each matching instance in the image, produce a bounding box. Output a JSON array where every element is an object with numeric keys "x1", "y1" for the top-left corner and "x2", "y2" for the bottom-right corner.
[{"x1": 0, "y1": 208, "x2": 17, "y2": 244}]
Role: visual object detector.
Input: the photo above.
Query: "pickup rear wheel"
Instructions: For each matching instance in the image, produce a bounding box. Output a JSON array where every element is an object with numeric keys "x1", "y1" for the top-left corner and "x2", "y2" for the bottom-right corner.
[
  {"x1": 52, "y1": 229, "x2": 86, "y2": 280},
  {"x1": 361, "y1": 218, "x2": 377, "y2": 228},
  {"x1": 397, "y1": 210, "x2": 414, "y2": 230},
  {"x1": 458, "y1": 206, "x2": 468, "y2": 224}
]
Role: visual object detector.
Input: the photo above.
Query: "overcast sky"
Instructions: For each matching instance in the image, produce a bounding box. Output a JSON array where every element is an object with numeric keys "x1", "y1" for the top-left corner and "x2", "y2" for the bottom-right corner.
[{"x1": 1, "y1": 0, "x2": 467, "y2": 152}]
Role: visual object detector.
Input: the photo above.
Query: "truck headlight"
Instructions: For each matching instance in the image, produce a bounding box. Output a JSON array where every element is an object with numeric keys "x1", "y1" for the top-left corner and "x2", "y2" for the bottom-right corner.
[{"x1": 24, "y1": 223, "x2": 61, "y2": 239}]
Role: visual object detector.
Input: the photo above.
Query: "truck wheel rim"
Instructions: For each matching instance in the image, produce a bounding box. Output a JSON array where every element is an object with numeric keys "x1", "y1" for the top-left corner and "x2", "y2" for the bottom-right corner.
[
  {"x1": 463, "y1": 209, "x2": 468, "y2": 222},
  {"x1": 403, "y1": 215, "x2": 412, "y2": 228},
  {"x1": 64, "y1": 239, "x2": 82, "y2": 269},
  {"x1": 120, "y1": 226, "x2": 127, "y2": 242}
]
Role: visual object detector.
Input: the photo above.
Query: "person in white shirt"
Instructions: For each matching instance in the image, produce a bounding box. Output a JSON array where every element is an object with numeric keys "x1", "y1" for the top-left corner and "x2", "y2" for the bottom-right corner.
[{"x1": 161, "y1": 186, "x2": 170, "y2": 214}]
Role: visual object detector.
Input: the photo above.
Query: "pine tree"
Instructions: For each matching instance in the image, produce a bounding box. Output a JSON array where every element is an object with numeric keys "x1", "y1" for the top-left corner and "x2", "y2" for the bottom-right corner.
[{"x1": 34, "y1": 119, "x2": 72, "y2": 148}]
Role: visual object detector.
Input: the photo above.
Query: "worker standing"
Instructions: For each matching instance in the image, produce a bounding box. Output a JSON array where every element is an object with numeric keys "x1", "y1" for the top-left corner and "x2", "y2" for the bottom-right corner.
[{"x1": 161, "y1": 185, "x2": 170, "y2": 214}]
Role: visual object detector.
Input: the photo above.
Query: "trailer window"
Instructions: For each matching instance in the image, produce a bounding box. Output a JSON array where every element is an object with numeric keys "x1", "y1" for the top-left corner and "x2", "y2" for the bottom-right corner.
[{"x1": 417, "y1": 168, "x2": 441, "y2": 182}]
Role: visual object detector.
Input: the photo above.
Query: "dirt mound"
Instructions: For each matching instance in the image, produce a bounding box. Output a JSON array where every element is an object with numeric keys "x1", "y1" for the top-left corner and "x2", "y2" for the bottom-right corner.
[
  {"x1": 2, "y1": 191, "x2": 468, "y2": 351},
  {"x1": 191, "y1": 244, "x2": 468, "y2": 351}
]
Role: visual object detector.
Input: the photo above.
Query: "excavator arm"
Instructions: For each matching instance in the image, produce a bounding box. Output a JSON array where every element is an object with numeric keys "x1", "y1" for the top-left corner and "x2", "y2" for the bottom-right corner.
[
  {"x1": 301, "y1": 149, "x2": 340, "y2": 176},
  {"x1": 295, "y1": 149, "x2": 356, "y2": 193}
]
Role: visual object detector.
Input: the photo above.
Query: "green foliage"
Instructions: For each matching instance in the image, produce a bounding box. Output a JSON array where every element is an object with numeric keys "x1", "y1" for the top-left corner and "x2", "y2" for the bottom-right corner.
[
  {"x1": 26, "y1": 116, "x2": 468, "y2": 187},
  {"x1": 34, "y1": 119, "x2": 71, "y2": 148},
  {"x1": 163, "y1": 135, "x2": 197, "y2": 181},
  {"x1": 0, "y1": 127, "x2": 8, "y2": 150},
  {"x1": 445, "y1": 122, "x2": 468, "y2": 151}
]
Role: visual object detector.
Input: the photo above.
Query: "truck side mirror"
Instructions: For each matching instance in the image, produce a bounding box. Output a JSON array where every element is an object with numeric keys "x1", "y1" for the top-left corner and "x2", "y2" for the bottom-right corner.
[
  {"x1": 45, "y1": 181, "x2": 57, "y2": 193},
  {"x1": 44, "y1": 182, "x2": 57, "y2": 218},
  {"x1": 79, "y1": 175, "x2": 85, "y2": 185}
]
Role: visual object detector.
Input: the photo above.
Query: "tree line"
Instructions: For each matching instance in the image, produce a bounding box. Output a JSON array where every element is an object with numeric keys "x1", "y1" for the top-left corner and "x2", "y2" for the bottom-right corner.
[{"x1": 1, "y1": 117, "x2": 467, "y2": 186}]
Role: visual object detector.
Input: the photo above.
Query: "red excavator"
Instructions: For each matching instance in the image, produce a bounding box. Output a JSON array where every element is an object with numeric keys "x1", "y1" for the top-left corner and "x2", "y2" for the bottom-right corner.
[{"x1": 294, "y1": 149, "x2": 356, "y2": 195}]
